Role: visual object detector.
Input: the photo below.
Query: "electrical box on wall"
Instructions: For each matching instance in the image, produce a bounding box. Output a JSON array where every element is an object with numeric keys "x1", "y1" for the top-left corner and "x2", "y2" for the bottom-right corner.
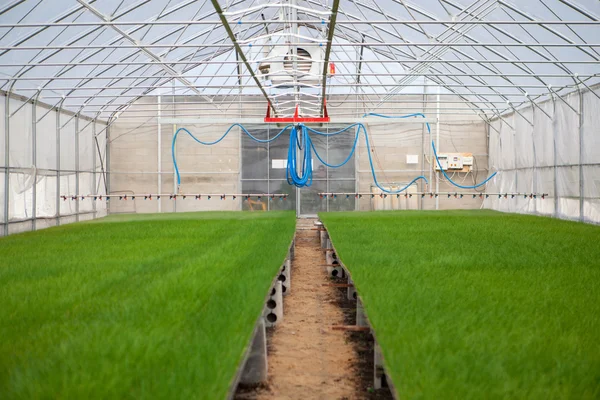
[
  {"x1": 449, "y1": 155, "x2": 463, "y2": 169},
  {"x1": 435, "y1": 154, "x2": 449, "y2": 170},
  {"x1": 434, "y1": 153, "x2": 473, "y2": 172}
]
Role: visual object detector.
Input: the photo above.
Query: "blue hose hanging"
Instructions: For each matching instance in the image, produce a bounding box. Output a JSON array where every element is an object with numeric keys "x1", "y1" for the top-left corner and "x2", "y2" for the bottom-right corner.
[
  {"x1": 172, "y1": 118, "x2": 437, "y2": 192},
  {"x1": 286, "y1": 125, "x2": 313, "y2": 187},
  {"x1": 364, "y1": 112, "x2": 497, "y2": 189},
  {"x1": 172, "y1": 124, "x2": 293, "y2": 187},
  {"x1": 305, "y1": 123, "x2": 428, "y2": 193}
]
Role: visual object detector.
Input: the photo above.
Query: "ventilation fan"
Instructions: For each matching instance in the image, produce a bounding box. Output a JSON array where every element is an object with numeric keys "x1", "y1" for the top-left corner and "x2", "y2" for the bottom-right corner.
[{"x1": 258, "y1": 45, "x2": 323, "y2": 88}]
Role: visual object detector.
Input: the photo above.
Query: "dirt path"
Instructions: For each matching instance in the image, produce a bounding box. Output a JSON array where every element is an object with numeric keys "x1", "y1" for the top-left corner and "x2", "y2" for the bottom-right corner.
[{"x1": 255, "y1": 219, "x2": 359, "y2": 400}]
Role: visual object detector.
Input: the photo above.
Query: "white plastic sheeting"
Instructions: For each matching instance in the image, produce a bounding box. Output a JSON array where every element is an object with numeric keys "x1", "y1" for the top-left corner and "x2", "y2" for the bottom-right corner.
[
  {"x1": 485, "y1": 85, "x2": 600, "y2": 224},
  {"x1": 1, "y1": 94, "x2": 108, "y2": 236},
  {"x1": 582, "y1": 86, "x2": 600, "y2": 224}
]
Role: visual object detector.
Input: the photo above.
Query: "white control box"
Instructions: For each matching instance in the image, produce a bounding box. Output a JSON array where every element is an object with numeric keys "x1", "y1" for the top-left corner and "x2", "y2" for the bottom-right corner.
[
  {"x1": 435, "y1": 153, "x2": 473, "y2": 171},
  {"x1": 435, "y1": 154, "x2": 449, "y2": 170},
  {"x1": 448, "y1": 154, "x2": 463, "y2": 170}
]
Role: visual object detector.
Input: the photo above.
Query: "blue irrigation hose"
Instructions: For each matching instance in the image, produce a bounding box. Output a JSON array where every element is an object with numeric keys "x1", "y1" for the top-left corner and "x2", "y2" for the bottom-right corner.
[
  {"x1": 364, "y1": 112, "x2": 498, "y2": 189},
  {"x1": 286, "y1": 125, "x2": 313, "y2": 187},
  {"x1": 432, "y1": 139, "x2": 497, "y2": 189},
  {"x1": 307, "y1": 123, "x2": 361, "y2": 168},
  {"x1": 306, "y1": 123, "x2": 428, "y2": 193},
  {"x1": 172, "y1": 117, "x2": 432, "y2": 193},
  {"x1": 364, "y1": 112, "x2": 430, "y2": 122},
  {"x1": 172, "y1": 124, "x2": 293, "y2": 186}
]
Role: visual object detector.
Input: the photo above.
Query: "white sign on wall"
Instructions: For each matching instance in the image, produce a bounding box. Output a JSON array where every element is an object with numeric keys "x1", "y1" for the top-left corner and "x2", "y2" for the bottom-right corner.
[
  {"x1": 272, "y1": 159, "x2": 288, "y2": 169},
  {"x1": 406, "y1": 154, "x2": 419, "y2": 164}
]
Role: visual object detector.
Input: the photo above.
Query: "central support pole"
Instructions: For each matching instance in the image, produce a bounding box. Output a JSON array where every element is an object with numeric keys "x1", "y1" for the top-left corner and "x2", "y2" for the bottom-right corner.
[
  {"x1": 56, "y1": 106, "x2": 61, "y2": 226},
  {"x1": 75, "y1": 115, "x2": 80, "y2": 222},
  {"x1": 436, "y1": 86, "x2": 440, "y2": 210},
  {"x1": 172, "y1": 82, "x2": 177, "y2": 212},
  {"x1": 4, "y1": 94, "x2": 9, "y2": 236},
  {"x1": 106, "y1": 125, "x2": 110, "y2": 215},
  {"x1": 32, "y1": 97, "x2": 37, "y2": 230},
  {"x1": 157, "y1": 95, "x2": 162, "y2": 213},
  {"x1": 92, "y1": 121, "x2": 97, "y2": 217},
  {"x1": 578, "y1": 87, "x2": 584, "y2": 222},
  {"x1": 421, "y1": 77, "x2": 428, "y2": 210}
]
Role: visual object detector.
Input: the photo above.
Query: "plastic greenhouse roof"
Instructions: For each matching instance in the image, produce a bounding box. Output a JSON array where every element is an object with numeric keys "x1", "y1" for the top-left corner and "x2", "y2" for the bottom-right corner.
[{"x1": 0, "y1": 0, "x2": 598, "y2": 122}]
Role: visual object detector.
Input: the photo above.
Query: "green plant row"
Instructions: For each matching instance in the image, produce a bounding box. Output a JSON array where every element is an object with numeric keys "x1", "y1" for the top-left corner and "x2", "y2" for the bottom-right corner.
[
  {"x1": 320, "y1": 210, "x2": 600, "y2": 399},
  {"x1": 0, "y1": 211, "x2": 296, "y2": 399}
]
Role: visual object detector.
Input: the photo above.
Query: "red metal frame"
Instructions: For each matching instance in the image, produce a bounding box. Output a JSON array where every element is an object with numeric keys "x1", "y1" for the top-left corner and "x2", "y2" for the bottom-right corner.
[{"x1": 264, "y1": 102, "x2": 330, "y2": 123}]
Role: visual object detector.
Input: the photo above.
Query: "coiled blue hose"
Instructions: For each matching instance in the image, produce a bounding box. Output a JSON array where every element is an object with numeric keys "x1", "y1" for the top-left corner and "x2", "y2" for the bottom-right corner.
[{"x1": 286, "y1": 125, "x2": 313, "y2": 187}]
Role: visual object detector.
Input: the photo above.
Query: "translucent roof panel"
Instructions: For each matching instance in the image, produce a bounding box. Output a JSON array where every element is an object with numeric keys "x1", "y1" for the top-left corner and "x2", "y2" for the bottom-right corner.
[{"x1": 0, "y1": 0, "x2": 597, "y2": 121}]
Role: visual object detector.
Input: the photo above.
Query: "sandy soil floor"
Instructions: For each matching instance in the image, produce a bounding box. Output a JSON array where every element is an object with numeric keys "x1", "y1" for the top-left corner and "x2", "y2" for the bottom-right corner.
[{"x1": 236, "y1": 219, "x2": 394, "y2": 400}]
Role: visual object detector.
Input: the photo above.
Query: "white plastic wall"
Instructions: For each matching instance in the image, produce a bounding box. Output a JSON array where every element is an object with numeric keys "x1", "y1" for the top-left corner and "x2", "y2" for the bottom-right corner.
[
  {"x1": 0, "y1": 92, "x2": 108, "y2": 236},
  {"x1": 485, "y1": 85, "x2": 600, "y2": 224}
]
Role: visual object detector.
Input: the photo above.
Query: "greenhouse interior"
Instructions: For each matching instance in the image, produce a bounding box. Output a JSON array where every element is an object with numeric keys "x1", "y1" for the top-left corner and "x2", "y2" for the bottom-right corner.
[{"x1": 0, "y1": 0, "x2": 599, "y2": 399}]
